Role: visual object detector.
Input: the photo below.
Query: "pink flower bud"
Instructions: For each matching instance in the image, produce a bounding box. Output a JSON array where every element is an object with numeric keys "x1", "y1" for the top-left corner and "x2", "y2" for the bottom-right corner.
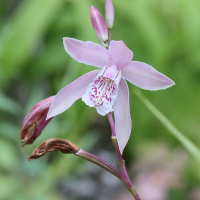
[
  {"x1": 105, "y1": 0, "x2": 114, "y2": 29},
  {"x1": 21, "y1": 96, "x2": 55, "y2": 146},
  {"x1": 90, "y1": 6, "x2": 108, "y2": 47}
]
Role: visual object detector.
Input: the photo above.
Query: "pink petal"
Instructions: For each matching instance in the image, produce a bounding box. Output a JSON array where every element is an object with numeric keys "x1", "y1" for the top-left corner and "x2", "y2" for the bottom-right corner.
[
  {"x1": 47, "y1": 70, "x2": 100, "y2": 119},
  {"x1": 122, "y1": 61, "x2": 175, "y2": 90},
  {"x1": 96, "y1": 104, "x2": 113, "y2": 116},
  {"x1": 109, "y1": 40, "x2": 133, "y2": 70},
  {"x1": 113, "y1": 78, "x2": 132, "y2": 154},
  {"x1": 63, "y1": 37, "x2": 110, "y2": 68}
]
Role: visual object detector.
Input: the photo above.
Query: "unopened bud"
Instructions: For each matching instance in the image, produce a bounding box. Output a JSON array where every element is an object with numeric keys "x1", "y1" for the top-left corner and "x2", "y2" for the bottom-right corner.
[
  {"x1": 28, "y1": 138, "x2": 80, "y2": 160},
  {"x1": 21, "y1": 96, "x2": 54, "y2": 146},
  {"x1": 105, "y1": 0, "x2": 114, "y2": 29},
  {"x1": 90, "y1": 6, "x2": 108, "y2": 47}
]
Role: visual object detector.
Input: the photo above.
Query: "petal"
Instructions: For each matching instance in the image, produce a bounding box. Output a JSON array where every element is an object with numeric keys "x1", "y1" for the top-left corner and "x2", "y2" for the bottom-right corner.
[
  {"x1": 104, "y1": 65, "x2": 118, "y2": 80},
  {"x1": 47, "y1": 70, "x2": 100, "y2": 119},
  {"x1": 63, "y1": 37, "x2": 110, "y2": 68},
  {"x1": 82, "y1": 95, "x2": 95, "y2": 107},
  {"x1": 113, "y1": 78, "x2": 132, "y2": 154},
  {"x1": 122, "y1": 61, "x2": 175, "y2": 90},
  {"x1": 96, "y1": 104, "x2": 113, "y2": 116},
  {"x1": 109, "y1": 41, "x2": 133, "y2": 70},
  {"x1": 82, "y1": 66, "x2": 120, "y2": 116}
]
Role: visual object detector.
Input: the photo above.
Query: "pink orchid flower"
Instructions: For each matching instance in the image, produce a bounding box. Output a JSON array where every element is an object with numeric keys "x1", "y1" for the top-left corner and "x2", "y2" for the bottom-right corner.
[{"x1": 47, "y1": 38, "x2": 175, "y2": 153}]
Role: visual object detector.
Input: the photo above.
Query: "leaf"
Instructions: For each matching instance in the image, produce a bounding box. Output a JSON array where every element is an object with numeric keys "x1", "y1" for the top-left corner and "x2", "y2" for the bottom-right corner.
[
  {"x1": 0, "y1": 0, "x2": 64, "y2": 83},
  {"x1": 0, "y1": 91, "x2": 21, "y2": 115},
  {"x1": 0, "y1": 139, "x2": 18, "y2": 169},
  {"x1": 134, "y1": 89, "x2": 200, "y2": 164},
  {"x1": 0, "y1": 122, "x2": 20, "y2": 142}
]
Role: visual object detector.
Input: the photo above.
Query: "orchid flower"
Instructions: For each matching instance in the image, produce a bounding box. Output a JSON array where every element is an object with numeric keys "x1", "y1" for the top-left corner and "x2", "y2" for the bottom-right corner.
[{"x1": 47, "y1": 38, "x2": 175, "y2": 153}]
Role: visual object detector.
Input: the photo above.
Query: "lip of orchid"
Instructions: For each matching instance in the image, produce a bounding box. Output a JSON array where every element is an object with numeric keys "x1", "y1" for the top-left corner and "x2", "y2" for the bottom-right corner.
[{"x1": 82, "y1": 65, "x2": 122, "y2": 116}]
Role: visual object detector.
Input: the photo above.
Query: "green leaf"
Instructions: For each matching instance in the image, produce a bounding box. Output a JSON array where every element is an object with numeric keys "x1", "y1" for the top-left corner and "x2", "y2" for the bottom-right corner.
[
  {"x1": 0, "y1": 91, "x2": 21, "y2": 115},
  {"x1": 0, "y1": 0, "x2": 64, "y2": 84},
  {"x1": 0, "y1": 122, "x2": 20, "y2": 142},
  {"x1": 134, "y1": 89, "x2": 200, "y2": 164}
]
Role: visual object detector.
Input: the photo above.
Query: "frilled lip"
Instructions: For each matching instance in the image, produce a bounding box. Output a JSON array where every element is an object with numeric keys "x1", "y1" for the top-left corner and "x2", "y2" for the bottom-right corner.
[{"x1": 81, "y1": 65, "x2": 121, "y2": 116}]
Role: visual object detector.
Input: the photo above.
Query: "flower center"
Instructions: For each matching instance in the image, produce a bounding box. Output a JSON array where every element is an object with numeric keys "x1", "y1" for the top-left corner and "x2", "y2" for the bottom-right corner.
[
  {"x1": 82, "y1": 65, "x2": 121, "y2": 115},
  {"x1": 89, "y1": 75, "x2": 117, "y2": 106}
]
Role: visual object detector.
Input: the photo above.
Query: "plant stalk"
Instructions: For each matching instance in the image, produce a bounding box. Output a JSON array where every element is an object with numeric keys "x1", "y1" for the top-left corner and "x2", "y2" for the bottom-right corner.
[
  {"x1": 107, "y1": 112, "x2": 141, "y2": 200},
  {"x1": 108, "y1": 29, "x2": 112, "y2": 46},
  {"x1": 76, "y1": 149, "x2": 123, "y2": 180}
]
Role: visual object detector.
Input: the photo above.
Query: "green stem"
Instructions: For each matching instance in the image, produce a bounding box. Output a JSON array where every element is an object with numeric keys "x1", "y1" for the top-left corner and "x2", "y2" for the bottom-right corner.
[
  {"x1": 134, "y1": 88, "x2": 200, "y2": 164},
  {"x1": 108, "y1": 29, "x2": 112, "y2": 46}
]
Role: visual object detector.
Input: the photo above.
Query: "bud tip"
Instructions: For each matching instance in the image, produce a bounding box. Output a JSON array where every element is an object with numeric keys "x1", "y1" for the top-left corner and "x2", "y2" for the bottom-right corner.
[{"x1": 105, "y1": 0, "x2": 114, "y2": 29}]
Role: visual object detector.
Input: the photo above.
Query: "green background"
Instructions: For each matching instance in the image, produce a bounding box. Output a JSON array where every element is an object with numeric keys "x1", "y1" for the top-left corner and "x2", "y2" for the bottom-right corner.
[{"x1": 0, "y1": 0, "x2": 200, "y2": 199}]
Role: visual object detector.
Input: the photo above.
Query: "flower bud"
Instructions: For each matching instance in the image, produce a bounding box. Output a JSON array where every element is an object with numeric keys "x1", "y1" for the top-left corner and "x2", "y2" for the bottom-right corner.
[
  {"x1": 90, "y1": 6, "x2": 108, "y2": 47},
  {"x1": 105, "y1": 0, "x2": 114, "y2": 29},
  {"x1": 21, "y1": 96, "x2": 55, "y2": 146},
  {"x1": 28, "y1": 138, "x2": 80, "y2": 160}
]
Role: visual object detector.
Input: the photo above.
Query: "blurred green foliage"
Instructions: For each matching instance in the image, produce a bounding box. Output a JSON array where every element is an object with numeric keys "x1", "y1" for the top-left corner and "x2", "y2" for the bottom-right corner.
[{"x1": 0, "y1": 0, "x2": 200, "y2": 199}]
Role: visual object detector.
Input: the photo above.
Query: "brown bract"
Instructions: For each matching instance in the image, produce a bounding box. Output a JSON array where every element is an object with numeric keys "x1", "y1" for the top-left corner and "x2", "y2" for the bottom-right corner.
[{"x1": 28, "y1": 138, "x2": 80, "y2": 160}]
